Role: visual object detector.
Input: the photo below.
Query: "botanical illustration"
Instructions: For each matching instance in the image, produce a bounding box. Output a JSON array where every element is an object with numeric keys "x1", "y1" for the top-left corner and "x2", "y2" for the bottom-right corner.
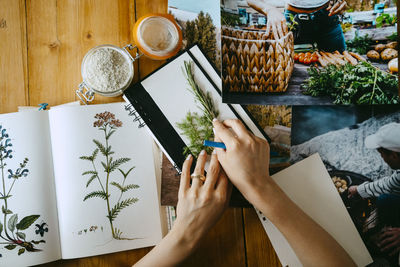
[
  {"x1": 0, "y1": 125, "x2": 46, "y2": 255},
  {"x1": 176, "y1": 60, "x2": 219, "y2": 157},
  {"x1": 80, "y1": 112, "x2": 139, "y2": 240}
]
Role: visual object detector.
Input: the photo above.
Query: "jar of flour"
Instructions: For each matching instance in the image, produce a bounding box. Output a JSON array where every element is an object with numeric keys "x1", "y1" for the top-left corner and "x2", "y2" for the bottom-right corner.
[{"x1": 76, "y1": 14, "x2": 182, "y2": 104}]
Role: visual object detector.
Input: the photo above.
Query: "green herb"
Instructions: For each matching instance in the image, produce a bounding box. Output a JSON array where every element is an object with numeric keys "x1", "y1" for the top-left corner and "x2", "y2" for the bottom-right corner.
[
  {"x1": 301, "y1": 62, "x2": 399, "y2": 105},
  {"x1": 345, "y1": 34, "x2": 374, "y2": 55},
  {"x1": 177, "y1": 61, "x2": 219, "y2": 157},
  {"x1": 375, "y1": 13, "x2": 397, "y2": 28},
  {"x1": 287, "y1": 13, "x2": 298, "y2": 32},
  {"x1": 387, "y1": 32, "x2": 398, "y2": 42}
]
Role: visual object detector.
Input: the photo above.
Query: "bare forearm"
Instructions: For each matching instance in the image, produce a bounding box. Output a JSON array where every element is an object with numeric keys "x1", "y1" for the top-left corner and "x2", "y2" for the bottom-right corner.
[
  {"x1": 252, "y1": 179, "x2": 356, "y2": 267},
  {"x1": 133, "y1": 227, "x2": 197, "y2": 267}
]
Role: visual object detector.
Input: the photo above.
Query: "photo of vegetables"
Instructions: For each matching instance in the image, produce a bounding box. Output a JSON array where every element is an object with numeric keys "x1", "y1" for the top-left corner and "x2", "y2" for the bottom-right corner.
[
  {"x1": 0, "y1": 125, "x2": 46, "y2": 256},
  {"x1": 177, "y1": 60, "x2": 219, "y2": 157},
  {"x1": 220, "y1": 0, "x2": 398, "y2": 105},
  {"x1": 80, "y1": 112, "x2": 139, "y2": 240}
]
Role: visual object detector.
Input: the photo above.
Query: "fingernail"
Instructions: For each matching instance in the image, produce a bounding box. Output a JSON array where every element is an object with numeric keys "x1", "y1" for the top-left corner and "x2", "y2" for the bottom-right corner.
[
  {"x1": 213, "y1": 118, "x2": 218, "y2": 122},
  {"x1": 186, "y1": 154, "x2": 192, "y2": 160},
  {"x1": 212, "y1": 149, "x2": 217, "y2": 154},
  {"x1": 200, "y1": 150, "x2": 206, "y2": 156}
]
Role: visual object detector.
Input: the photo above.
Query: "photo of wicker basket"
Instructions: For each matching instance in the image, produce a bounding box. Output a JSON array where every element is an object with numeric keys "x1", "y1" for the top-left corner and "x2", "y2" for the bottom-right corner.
[{"x1": 222, "y1": 26, "x2": 294, "y2": 93}]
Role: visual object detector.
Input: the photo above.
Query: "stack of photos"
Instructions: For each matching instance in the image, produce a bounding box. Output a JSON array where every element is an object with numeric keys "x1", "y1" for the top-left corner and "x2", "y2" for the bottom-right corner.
[{"x1": 291, "y1": 105, "x2": 400, "y2": 266}]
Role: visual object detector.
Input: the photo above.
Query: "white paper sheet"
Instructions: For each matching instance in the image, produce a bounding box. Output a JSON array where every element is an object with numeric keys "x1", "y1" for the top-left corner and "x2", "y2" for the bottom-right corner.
[
  {"x1": 258, "y1": 154, "x2": 373, "y2": 267},
  {"x1": 140, "y1": 51, "x2": 266, "y2": 149},
  {"x1": 48, "y1": 103, "x2": 162, "y2": 259},
  {"x1": 0, "y1": 111, "x2": 61, "y2": 266}
]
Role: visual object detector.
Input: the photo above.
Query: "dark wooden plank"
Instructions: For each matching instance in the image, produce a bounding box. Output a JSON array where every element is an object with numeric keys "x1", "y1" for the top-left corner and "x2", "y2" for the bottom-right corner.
[{"x1": 243, "y1": 208, "x2": 282, "y2": 267}]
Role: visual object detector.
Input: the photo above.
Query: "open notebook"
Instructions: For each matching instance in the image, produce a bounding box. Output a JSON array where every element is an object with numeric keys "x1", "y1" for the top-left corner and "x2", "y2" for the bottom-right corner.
[
  {"x1": 123, "y1": 45, "x2": 271, "y2": 206},
  {"x1": 0, "y1": 103, "x2": 164, "y2": 266}
]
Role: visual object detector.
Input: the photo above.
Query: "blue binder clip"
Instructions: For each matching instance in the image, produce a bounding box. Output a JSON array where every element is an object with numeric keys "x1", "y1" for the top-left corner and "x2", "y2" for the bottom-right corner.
[{"x1": 38, "y1": 103, "x2": 48, "y2": 111}]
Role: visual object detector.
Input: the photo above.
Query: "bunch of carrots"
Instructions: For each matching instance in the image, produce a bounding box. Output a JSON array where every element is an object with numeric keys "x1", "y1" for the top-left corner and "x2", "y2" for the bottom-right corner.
[{"x1": 294, "y1": 51, "x2": 365, "y2": 67}]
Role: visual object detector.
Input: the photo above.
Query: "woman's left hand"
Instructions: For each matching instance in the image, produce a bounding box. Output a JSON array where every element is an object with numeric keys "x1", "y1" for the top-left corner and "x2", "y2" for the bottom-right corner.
[
  {"x1": 173, "y1": 150, "x2": 232, "y2": 248},
  {"x1": 327, "y1": 0, "x2": 347, "y2": 16}
]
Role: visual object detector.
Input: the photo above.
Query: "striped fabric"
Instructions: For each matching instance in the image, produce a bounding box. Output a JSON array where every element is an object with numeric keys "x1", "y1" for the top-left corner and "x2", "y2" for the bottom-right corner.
[{"x1": 357, "y1": 170, "x2": 400, "y2": 198}]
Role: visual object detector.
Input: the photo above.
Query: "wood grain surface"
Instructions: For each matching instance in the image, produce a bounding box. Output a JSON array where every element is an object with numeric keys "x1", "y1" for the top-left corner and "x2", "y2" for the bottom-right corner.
[{"x1": 0, "y1": 0, "x2": 280, "y2": 266}]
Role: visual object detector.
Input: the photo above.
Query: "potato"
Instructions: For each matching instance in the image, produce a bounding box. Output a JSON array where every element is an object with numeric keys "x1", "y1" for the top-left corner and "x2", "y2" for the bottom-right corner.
[
  {"x1": 385, "y1": 41, "x2": 398, "y2": 50},
  {"x1": 381, "y1": 48, "x2": 398, "y2": 61},
  {"x1": 367, "y1": 50, "x2": 380, "y2": 61},
  {"x1": 375, "y1": 44, "x2": 386, "y2": 52}
]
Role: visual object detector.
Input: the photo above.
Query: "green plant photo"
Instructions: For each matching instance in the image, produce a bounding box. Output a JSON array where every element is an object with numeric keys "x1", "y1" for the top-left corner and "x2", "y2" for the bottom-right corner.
[{"x1": 80, "y1": 112, "x2": 140, "y2": 240}]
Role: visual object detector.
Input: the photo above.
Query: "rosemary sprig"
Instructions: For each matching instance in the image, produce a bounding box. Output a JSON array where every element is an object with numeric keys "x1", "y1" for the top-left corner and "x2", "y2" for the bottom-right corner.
[
  {"x1": 177, "y1": 61, "x2": 220, "y2": 157},
  {"x1": 182, "y1": 60, "x2": 219, "y2": 123}
]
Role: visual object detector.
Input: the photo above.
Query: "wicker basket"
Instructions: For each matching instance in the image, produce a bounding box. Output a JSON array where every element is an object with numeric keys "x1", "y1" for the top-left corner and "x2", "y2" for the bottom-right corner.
[{"x1": 222, "y1": 27, "x2": 294, "y2": 93}]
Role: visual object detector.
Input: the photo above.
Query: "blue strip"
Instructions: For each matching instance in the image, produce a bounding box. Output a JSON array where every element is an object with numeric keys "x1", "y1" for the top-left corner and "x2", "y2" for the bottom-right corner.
[{"x1": 203, "y1": 140, "x2": 226, "y2": 149}]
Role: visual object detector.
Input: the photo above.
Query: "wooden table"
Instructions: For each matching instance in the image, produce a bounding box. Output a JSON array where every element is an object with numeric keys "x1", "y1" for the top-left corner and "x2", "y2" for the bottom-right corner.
[{"x1": 0, "y1": 1, "x2": 281, "y2": 266}]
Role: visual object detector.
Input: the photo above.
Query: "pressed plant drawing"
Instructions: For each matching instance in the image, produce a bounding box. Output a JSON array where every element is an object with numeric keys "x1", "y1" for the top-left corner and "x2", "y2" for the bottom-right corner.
[
  {"x1": 176, "y1": 60, "x2": 220, "y2": 157},
  {"x1": 80, "y1": 111, "x2": 139, "y2": 240},
  {"x1": 0, "y1": 125, "x2": 46, "y2": 256}
]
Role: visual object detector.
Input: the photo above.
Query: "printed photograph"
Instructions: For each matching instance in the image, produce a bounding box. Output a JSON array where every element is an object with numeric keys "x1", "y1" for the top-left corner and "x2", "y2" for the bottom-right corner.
[
  {"x1": 291, "y1": 105, "x2": 400, "y2": 266},
  {"x1": 168, "y1": 0, "x2": 221, "y2": 70},
  {"x1": 220, "y1": 0, "x2": 398, "y2": 105}
]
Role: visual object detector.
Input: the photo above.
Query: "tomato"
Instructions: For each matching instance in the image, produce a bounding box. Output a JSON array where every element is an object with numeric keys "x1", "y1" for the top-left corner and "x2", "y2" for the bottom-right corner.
[
  {"x1": 311, "y1": 55, "x2": 318, "y2": 63},
  {"x1": 299, "y1": 52, "x2": 305, "y2": 58},
  {"x1": 305, "y1": 52, "x2": 311, "y2": 58},
  {"x1": 304, "y1": 57, "x2": 312, "y2": 65},
  {"x1": 298, "y1": 55, "x2": 305, "y2": 63},
  {"x1": 294, "y1": 53, "x2": 299, "y2": 61}
]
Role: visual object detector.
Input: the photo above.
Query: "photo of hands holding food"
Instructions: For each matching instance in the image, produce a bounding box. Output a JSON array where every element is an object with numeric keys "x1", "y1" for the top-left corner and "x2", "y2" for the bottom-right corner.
[{"x1": 220, "y1": 0, "x2": 398, "y2": 105}]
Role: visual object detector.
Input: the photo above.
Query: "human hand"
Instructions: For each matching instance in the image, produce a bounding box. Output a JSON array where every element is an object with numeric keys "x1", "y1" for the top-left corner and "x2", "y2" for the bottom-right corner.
[
  {"x1": 212, "y1": 119, "x2": 272, "y2": 205},
  {"x1": 265, "y1": 8, "x2": 288, "y2": 40},
  {"x1": 348, "y1": 185, "x2": 359, "y2": 198},
  {"x1": 378, "y1": 227, "x2": 400, "y2": 257},
  {"x1": 327, "y1": 0, "x2": 347, "y2": 16},
  {"x1": 172, "y1": 150, "x2": 231, "y2": 247}
]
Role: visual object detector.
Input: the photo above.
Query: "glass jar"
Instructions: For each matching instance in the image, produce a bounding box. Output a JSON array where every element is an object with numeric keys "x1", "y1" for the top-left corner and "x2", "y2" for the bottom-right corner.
[{"x1": 76, "y1": 14, "x2": 182, "y2": 104}]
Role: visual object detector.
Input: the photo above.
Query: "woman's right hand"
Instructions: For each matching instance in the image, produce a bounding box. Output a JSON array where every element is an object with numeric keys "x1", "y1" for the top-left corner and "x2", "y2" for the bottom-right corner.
[
  {"x1": 212, "y1": 119, "x2": 272, "y2": 204},
  {"x1": 265, "y1": 8, "x2": 288, "y2": 40}
]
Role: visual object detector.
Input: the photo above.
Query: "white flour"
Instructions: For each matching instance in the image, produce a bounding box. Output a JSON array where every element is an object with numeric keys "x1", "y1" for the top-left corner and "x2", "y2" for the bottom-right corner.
[{"x1": 84, "y1": 48, "x2": 131, "y2": 92}]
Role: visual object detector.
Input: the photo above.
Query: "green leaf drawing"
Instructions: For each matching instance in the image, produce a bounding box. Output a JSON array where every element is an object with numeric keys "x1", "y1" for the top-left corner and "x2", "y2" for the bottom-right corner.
[
  {"x1": 111, "y1": 182, "x2": 139, "y2": 193},
  {"x1": 2, "y1": 205, "x2": 12, "y2": 214},
  {"x1": 106, "y1": 129, "x2": 116, "y2": 140},
  {"x1": 16, "y1": 232, "x2": 26, "y2": 240},
  {"x1": 18, "y1": 248, "x2": 25, "y2": 255},
  {"x1": 108, "y1": 198, "x2": 138, "y2": 222},
  {"x1": 118, "y1": 167, "x2": 135, "y2": 178},
  {"x1": 93, "y1": 139, "x2": 107, "y2": 156},
  {"x1": 91, "y1": 148, "x2": 99, "y2": 161},
  {"x1": 86, "y1": 175, "x2": 97, "y2": 188},
  {"x1": 79, "y1": 156, "x2": 93, "y2": 161},
  {"x1": 82, "y1": 170, "x2": 97, "y2": 176},
  {"x1": 109, "y1": 158, "x2": 130, "y2": 173},
  {"x1": 0, "y1": 222, "x2": 3, "y2": 234},
  {"x1": 80, "y1": 112, "x2": 140, "y2": 240},
  {"x1": 83, "y1": 191, "x2": 109, "y2": 201},
  {"x1": 0, "y1": 195, "x2": 11, "y2": 200},
  {"x1": 8, "y1": 214, "x2": 18, "y2": 232},
  {"x1": 5, "y1": 244, "x2": 16, "y2": 250},
  {"x1": 16, "y1": 215, "x2": 40, "y2": 230}
]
